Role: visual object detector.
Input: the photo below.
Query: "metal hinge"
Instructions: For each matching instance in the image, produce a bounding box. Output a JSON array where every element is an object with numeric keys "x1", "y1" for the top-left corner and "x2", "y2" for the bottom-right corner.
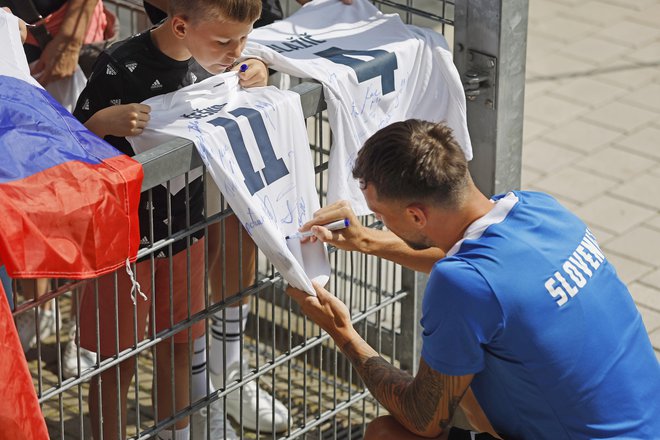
[{"x1": 463, "y1": 50, "x2": 497, "y2": 110}]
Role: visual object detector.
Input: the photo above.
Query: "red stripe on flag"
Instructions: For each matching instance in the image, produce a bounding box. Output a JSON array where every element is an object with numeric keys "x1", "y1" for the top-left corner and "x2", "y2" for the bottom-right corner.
[
  {"x1": 0, "y1": 284, "x2": 49, "y2": 439},
  {"x1": 0, "y1": 155, "x2": 143, "y2": 278}
]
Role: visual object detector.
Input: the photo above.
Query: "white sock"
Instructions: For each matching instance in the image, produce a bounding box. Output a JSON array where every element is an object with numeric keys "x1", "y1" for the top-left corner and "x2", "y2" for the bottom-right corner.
[
  {"x1": 157, "y1": 425, "x2": 189, "y2": 440},
  {"x1": 191, "y1": 336, "x2": 215, "y2": 402},
  {"x1": 209, "y1": 304, "x2": 249, "y2": 375}
]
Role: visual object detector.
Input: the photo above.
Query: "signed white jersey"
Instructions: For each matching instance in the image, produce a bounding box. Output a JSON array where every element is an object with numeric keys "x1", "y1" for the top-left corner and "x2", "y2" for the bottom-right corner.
[
  {"x1": 246, "y1": 0, "x2": 472, "y2": 214},
  {"x1": 129, "y1": 73, "x2": 328, "y2": 295}
]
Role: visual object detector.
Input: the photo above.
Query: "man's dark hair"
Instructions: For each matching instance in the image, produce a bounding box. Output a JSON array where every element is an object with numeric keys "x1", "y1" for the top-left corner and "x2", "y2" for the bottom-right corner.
[
  {"x1": 352, "y1": 120, "x2": 469, "y2": 208},
  {"x1": 168, "y1": 0, "x2": 262, "y2": 24}
]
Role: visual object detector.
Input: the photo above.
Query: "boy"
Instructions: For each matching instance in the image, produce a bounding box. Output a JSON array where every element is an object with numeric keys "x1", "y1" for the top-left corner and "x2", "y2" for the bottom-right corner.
[{"x1": 73, "y1": 1, "x2": 271, "y2": 439}]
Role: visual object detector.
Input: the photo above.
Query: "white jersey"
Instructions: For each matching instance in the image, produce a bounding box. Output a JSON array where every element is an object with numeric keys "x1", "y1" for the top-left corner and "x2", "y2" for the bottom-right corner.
[
  {"x1": 246, "y1": 0, "x2": 472, "y2": 215},
  {"x1": 129, "y1": 73, "x2": 328, "y2": 295}
]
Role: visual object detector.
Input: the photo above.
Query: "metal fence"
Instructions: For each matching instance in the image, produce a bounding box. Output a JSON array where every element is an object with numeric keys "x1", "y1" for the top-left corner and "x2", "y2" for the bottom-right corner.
[{"x1": 11, "y1": 1, "x2": 526, "y2": 439}]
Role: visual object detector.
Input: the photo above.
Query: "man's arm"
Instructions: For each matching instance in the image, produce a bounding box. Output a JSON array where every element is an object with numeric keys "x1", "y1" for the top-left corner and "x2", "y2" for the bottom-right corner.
[
  {"x1": 287, "y1": 282, "x2": 471, "y2": 438},
  {"x1": 299, "y1": 201, "x2": 444, "y2": 273}
]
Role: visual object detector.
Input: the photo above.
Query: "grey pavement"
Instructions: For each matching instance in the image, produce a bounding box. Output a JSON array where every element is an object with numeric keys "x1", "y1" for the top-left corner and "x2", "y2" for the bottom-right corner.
[{"x1": 522, "y1": 0, "x2": 660, "y2": 359}]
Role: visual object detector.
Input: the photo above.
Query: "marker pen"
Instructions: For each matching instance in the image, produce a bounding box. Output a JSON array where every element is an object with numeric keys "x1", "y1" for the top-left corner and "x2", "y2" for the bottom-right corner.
[{"x1": 285, "y1": 218, "x2": 350, "y2": 240}]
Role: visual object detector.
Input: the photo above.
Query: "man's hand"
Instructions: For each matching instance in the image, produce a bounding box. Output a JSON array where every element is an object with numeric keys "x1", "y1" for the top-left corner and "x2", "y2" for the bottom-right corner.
[
  {"x1": 233, "y1": 58, "x2": 269, "y2": 88},
  {"x1": 286, "y1": 281, "x2": 358, "y2": 348},
  {"x1": 30, "y1": 33, "x2": 83, "y2": 85},
  {"x1": 299, "y1": 200, "x2": 369, "y2": 253},
  {"x1": 84, "y1": 104, "x2": 151, "y2": 138}
]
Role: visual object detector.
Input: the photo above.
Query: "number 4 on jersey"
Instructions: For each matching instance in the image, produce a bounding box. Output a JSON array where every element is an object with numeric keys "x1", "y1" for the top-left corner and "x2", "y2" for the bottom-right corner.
[{"x1": 314, "y1": 47, "x2": 398, "y2": 95}]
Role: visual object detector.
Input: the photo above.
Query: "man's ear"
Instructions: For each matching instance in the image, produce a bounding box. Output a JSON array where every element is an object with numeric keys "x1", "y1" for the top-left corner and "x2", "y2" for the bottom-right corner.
[
  {"x1": 171, "y1": 16, "x2": 188, "y2": 39},
  {"x1": 406, "y1": 203, "x2": 428, "y2": 229}
]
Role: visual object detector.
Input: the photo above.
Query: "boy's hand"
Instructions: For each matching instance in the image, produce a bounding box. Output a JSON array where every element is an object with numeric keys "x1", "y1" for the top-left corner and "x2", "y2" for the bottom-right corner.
[
  {"x1": 234, "y1": 58, "x2": 268, "y2": 88},
  {"x1": 85, "y1": 103, "x2": 151, "y2": 138}
]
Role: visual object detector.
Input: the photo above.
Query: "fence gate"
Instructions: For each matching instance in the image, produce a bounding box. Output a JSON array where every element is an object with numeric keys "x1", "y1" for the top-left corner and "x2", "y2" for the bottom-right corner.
[{"x1": 13, "y1": 1, "x2": 527, "y2": 439}]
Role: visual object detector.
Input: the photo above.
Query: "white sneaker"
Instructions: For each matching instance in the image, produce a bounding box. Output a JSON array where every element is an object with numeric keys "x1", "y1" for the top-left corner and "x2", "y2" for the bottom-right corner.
[
  {"x1": 62, "y1": 325, "x2": 97, "y2": 378},
  {"x1": 213, "y1": 362, "x2": 290, "y2": 433},
  {"x1": 191, "y1": 398, "x2": 239, "y2": 440},
  {"x1": 15, "y1": 308, "x2": 57, "y2": 352}
]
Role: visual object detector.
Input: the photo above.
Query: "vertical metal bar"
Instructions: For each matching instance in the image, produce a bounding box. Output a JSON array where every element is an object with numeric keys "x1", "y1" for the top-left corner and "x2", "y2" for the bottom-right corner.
[
  {"x1": 167, "y1": 178, "x2": 176, "y2": 438},
  {"x1": 399, "y1": 268, "x2": 428, "y2": 373},
  {"x1": 453, "y1": 0, "x2": 528, "y2": 196}
]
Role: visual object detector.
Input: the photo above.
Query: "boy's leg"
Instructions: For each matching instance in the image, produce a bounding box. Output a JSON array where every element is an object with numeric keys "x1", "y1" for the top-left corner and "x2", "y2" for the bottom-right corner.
[
  {"x1": 208, "y1": 214, "x2": 255, "y2": 377},
  {"x1": 153, "y1": 240, "x2": 206, "y2": 435},
  {"x1": 207, "y1": 214, "x2": 289, "y2": 432},
  {"x1": 79, "y1": 262, "x2": 153, "y2": 440},
  {"x1": 89, "y1": 357, "x2": 138, "y2": 440},
  {"x1": 155, "y1": 340, "x2": 192, "y2": 429}
]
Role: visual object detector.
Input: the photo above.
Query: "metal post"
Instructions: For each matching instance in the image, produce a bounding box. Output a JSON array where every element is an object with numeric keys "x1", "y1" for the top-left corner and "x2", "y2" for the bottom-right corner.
[
  {"x1": 454, "y1": 0, "x2": 529, "y2": 196},
  {"x1": 398, "y1": 269, "x2": 427, "y2": 373}
]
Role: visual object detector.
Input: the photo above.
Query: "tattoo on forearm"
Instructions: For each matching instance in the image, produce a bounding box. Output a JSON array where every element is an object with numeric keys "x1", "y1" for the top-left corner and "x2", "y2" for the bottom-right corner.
[{"x1": 341, "y1": 338, "x2": 468, "y2": 434}]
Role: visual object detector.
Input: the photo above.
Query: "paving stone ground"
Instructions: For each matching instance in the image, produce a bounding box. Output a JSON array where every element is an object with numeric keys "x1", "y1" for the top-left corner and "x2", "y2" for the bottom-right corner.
[{"x1": 522, "y1": 0, "x2": 660, "y2": 361}]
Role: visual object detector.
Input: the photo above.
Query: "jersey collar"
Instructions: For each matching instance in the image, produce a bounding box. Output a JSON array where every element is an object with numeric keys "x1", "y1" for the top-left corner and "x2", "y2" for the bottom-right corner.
[{"x1": 446, "y1": 192, "x2": 519, "y2": 257}]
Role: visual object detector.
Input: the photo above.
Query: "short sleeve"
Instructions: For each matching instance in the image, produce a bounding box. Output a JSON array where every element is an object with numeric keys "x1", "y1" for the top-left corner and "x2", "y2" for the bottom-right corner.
[
  {"x1": 421, "y1": 258, "x2": 504, "y2": 376},
  {"x1": 73, "y1": 53, "x2": 125, "y2": 124}
]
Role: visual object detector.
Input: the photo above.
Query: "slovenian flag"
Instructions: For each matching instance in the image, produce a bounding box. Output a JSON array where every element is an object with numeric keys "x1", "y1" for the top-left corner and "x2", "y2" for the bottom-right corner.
[{"x1": 0, "y1": 9, "x2": 142, "y2": 438}]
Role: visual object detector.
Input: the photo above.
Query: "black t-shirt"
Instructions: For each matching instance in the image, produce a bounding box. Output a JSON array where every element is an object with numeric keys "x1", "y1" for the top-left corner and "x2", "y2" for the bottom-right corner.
[
  {"x1": 142, "y1": 0, "x2": 283, "y2": 27},
  {"x1": 73, "y1": 31, "x2": 212, "y2": 258}
]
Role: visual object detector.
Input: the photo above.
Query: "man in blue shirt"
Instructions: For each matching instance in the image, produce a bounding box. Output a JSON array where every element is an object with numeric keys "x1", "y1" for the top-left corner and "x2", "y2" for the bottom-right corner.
[{"x1": 287, "y1": 119, "x2": 660, "y2": 439}]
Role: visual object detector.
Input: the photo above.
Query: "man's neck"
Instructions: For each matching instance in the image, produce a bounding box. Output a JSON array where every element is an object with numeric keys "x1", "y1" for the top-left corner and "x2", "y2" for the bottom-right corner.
[
  {"x1": 428, "y1": 185, "x2": 495, "y2": 253},
  {"x1": 150, "y1": 19, "x2": 191, "y2": 61}
]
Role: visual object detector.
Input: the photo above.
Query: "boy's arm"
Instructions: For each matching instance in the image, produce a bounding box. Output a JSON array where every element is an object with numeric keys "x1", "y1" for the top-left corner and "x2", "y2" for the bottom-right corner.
[
  {"x1": 74, "y1": 55, "x2": 150, "y2": 139},
  {"x1": 84, "y1": 104, "x2": 151, "y2": 138}
]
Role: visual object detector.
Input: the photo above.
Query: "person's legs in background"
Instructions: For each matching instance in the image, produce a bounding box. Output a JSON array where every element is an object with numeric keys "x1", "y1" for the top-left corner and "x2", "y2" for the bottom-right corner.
[{"x1": 0, "y1": 265, "x2": 13, "y2": 310}]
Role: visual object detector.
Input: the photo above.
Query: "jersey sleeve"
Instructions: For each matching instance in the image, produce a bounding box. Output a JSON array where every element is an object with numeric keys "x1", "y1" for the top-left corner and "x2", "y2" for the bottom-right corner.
[
  {"x1": 420, "y1": 258, "x2": 505, "y2": 376},
  {"x1": 73, "y1": 53, "x2": 125, "y2": 124}
]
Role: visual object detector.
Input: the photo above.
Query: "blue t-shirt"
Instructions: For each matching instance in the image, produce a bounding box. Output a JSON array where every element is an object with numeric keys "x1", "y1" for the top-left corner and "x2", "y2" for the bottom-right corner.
[{"x1": 421, "y1": 191, "x2": 660, "y2": 439}]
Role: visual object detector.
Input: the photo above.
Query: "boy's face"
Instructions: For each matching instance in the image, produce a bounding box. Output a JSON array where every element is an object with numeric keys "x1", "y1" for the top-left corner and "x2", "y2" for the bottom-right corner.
[{"x1": 179, "y1": 16, "x2": 254, "y2": 74}]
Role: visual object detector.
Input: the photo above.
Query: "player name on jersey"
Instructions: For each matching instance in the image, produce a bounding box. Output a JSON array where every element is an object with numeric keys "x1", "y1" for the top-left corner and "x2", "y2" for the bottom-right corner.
[
  {"x1": 129, "y1": 73, "x2": 329, "y2": 295},
  {"x1": 246, "y1": 0, "x2": 472, "y2": 215},
  {"x1": 544, "y1": 228, "x2": 605, "y2": 307}
]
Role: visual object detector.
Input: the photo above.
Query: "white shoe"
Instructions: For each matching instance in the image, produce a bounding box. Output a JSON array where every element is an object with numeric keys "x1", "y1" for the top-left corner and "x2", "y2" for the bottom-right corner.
[
  {"x1": 63, "y1": 325, "x2": 97, "y2": 378},
  {"x1": 191, "y1": 398, "x2": 239, "y2": 440},
  {"x1": 213, "y1": 362, "x2": 290, "y2": 433},
  {"x1": 15, "y1": 308, "x2": 57, "y2": 352}
]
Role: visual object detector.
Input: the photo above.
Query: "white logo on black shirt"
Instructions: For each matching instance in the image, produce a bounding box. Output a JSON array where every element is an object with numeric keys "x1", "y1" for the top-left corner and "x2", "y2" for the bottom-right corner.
[
  {"x1": 106, "y1": 64, "x2": 117, "y2": 75},
  {"x1": 156, "y1": 251, "x2": 166, "y2": 258},
  {"x1": 162, "y1": 218, "x2": 169, "y2": 225},
  {"x1": 82, "y1": 99, "x2": 90, "y2": 110},
  {"x1": 190, "y1": 73, "x2": 197, "y2": 83},
  {"x1": 151, "y1": 79, "x2": 163, "y2": 90},
  {"x1": 110, "y1": 98, "x2": 121, "y2": 105},
  {"x1": 140, "y1": 236, "x2": 150, "y2": 245},
  {"x1": 125, "y1": 62, "x2": 138, "y2": 72}
]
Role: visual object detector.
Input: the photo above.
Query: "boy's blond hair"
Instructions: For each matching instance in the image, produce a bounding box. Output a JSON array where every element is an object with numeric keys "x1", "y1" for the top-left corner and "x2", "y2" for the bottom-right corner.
[{"x1": 168, "y1": 0, "x2": 262, "y2": 24}]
